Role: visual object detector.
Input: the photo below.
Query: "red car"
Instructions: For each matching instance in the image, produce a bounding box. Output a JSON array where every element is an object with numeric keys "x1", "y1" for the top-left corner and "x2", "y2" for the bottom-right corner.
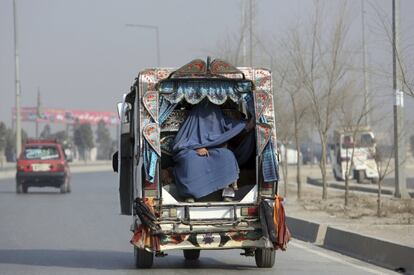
[{"x1": 16, "y1": 139, "x2": 71, "y2": 193}]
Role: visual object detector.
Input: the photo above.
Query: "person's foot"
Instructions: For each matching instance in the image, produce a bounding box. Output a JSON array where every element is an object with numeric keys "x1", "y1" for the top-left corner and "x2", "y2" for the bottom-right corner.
[
  {"x1": 185, "y1": 197, "x2": 195, "y2": 203},
  {"x1": 232, "y1": 181, "x2": 238, "y2": 190},
  {"x1": 222, "y1": 187, "x2": 235, "y2": 202}
]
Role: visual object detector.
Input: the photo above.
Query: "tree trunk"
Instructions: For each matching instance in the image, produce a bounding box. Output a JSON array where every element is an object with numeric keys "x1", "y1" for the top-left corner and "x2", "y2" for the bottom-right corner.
[
  {"x1": 344, "y1": 174, "x2": 349, "y2": 206},
  {"x1": 320, "y1": 141, "x2": 328, "y2": 200},
  {"x1": 295, "y1": 134, "x2": 302, "y2": 200},
  {"x1": 377, "y1": 180, "x2": 382, "y2": 217},
  {"x1": 344, "y1": 149, "x2": 350, "y2": 207},
  {"x1": 283, "y1": 144, "x2": 288, "y2": 197}
]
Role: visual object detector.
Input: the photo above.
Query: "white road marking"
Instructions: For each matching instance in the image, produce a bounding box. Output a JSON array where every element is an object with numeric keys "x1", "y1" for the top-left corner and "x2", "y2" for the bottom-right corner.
[{"x1": 290, "y1": 240, "x2": 395, "y2": 275}]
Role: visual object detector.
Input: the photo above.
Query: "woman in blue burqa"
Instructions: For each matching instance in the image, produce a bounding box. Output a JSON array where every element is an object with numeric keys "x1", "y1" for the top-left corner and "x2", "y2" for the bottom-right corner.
[{"x1": 173, "y1": 99, "x2": 254, "y2": 201}]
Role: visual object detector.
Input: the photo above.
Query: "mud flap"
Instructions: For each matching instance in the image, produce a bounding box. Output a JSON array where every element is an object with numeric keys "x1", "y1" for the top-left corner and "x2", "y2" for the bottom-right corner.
[{"x1": 119, "y1": 132, "x2": 133, "y2": 215}]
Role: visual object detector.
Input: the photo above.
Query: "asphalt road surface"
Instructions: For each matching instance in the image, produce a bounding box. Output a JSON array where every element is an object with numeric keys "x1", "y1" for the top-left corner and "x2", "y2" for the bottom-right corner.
[{"x1": 0, "y1": 171, "x2": 395, "y2": 275}]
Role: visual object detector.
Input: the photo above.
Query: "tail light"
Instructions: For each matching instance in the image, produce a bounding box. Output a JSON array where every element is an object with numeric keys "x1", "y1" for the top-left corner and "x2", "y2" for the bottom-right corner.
[
  {"x1": 241, "y1": 206, "x2": 258, "y2": 216},
  {"x1": 17, "y1": 164, "x2": 25, "y2": 171},
  {"x1": 50, "y1": 163, "x2": 65, "y2": 171},
  {"x1": 161, "y1": 208, "x2": 177, "y2": 218},
  {"x1": 260, "y1": 182, "x2": 274, "y2": 196},
  {"x1": 56, "y1": 163, "x2": 65, "y2": 171},
  {"x1": 144, "y1": 180, "x2": 158, "y2": 198}
]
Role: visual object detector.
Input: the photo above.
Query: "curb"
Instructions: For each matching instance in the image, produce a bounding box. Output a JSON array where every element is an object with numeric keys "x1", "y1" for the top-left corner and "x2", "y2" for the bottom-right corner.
[
  {"x1": 286, "y1": 216, "x2": 414, "y2": 274},
  {"x1": 307, "y1": 177, "x2": 414, "y2": 198}
]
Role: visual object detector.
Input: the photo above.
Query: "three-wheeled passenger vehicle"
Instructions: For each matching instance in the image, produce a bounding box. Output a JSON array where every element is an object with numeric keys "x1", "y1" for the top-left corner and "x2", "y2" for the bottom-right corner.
[{"x1": 113, "y1": 58, "x2": 289, "y2": 268}]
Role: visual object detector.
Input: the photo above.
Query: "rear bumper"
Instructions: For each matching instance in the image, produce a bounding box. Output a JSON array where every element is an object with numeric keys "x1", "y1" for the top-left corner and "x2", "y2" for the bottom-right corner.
[
  {"x1": 132, "y1": 218, "x2": 269, "y2": 252},
  {"x1": 131, "y1": 200, "x2": 275, "y2": 252},
  {"x1": 16, "y1": 171, "x2": 67, "y2": 187},
  {"x1": 157, "y1": 227, "x2": 268, "y2": 251}
]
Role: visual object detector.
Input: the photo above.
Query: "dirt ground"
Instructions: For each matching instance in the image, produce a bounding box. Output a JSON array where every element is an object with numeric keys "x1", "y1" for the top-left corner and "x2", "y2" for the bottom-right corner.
[{"x1": 281, "y1": 164, "x2": 414, "y2": 246}]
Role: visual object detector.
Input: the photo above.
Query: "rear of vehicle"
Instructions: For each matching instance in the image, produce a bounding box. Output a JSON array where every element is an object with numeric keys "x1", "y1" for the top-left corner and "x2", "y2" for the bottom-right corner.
[
  {"x1": 16, "y1": 139, "x2": 71, "y2": 193},
  {"x1": 115, "y1": 58, "x2": 286, "y2": 268},
  {"x1": 331, "y1": 128, "x2": 379, "y2": 183}
]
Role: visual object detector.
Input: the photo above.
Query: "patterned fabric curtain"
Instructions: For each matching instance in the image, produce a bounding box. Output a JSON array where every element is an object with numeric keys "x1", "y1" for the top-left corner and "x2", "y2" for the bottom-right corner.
[
  {"x1": 143, "y1": 96, "x2": 178, "y2": 183},
  {"x1": 160, "y1": 81, "x2": 251, "y2": 105},
  {"x1": 259, "y1": 115, "x2": 279, "y2": 182}
]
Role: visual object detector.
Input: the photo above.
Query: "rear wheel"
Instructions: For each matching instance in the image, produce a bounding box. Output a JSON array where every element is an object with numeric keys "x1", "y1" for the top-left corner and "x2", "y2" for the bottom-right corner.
[
  {"x1": 333, "y1": 169, "x2": 341, "y2": 181},
  {"x1": 66, "y1": 180, "x2": 71, "y2": 193},
  {"x1": 255, "y1": 248, "x2": 275, "y2": 268},
  {"x1": 183, "y1": 249, "x2": 200, "y2": 260},
  {"x1": 16, "y1": 182, "x2": 23, "y2": 194},
  {"x1": 60, "y1": 182, "x2": 67, "y2": 193},
  {"x1": 60, "y1": 178, "x2": 70, "y2": 193},
  {"x1": 134, "y1": 247, "x2": 153, "y2": 268},
  {"x1": 356, "y1": 170, "x2": 365, "y2": 183}
]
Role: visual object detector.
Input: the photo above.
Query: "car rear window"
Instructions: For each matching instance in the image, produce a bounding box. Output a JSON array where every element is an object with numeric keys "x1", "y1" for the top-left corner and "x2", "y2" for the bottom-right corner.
[{"x1": 24, "y1": 146, "x2": 60, "y2": 160}]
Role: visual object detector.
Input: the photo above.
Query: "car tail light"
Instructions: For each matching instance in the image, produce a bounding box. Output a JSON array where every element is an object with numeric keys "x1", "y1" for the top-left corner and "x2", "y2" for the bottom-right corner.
[
  {"x1": 143, "y1": 180, "x2": 158, "y2": 198},
  {"x1": 241, "y1": 206, "x2": 258, "y2": 216},
  {"x1": 161, "y1": 208, "x2": 177, "y2": 218},
  {"x1": 17, "y1": 164, "x2": 25, "y2": 171},
  {"x1": 56, "y1": 163, "x2": 65, "y2": 171},
  {"x1": 260, "y1": 182, "x2": 274, "y2": 196}
]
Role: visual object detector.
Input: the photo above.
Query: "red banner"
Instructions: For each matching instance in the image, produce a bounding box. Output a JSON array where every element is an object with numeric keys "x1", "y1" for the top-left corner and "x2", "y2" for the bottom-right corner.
[{"x1": 12, "y1": 107, "x2": 119, "y2": 126}]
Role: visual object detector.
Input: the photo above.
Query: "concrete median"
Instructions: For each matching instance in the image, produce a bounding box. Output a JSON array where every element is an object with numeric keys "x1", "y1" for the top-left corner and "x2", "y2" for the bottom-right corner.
[
  {"x1": 286, "y1": 216, "x2": 414, "y2": 274},
  {"x1": 306, "y1": 177, "x2": 414, "y2": 198}
]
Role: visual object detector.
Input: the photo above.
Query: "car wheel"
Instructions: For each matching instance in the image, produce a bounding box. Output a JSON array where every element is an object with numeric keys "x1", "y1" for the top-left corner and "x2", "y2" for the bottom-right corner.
[
  {"x1": 183, "y1": 249, "x2": 200, "y2": 260},
  {"x1": 16, "y1": 182, "x2": 23, "y2": 194},
  {"x1": 356, "y1": 170, "x2": 365, "y2": 184},
  {"x1": 333, "y1": 170, "x2": 341, "y2": 181},
  {"x1": 134, "y1": 247, "x2": 153, "y2": 268},
  {"x1": 66, "y1": 182, "x2": 71, "y2": 193},
  {"x1": 60, "y1": 182, "x2": 67, "y2": 193},
  {"x1": 255, "y1": 248, "x2": 275, "y2": 268}
]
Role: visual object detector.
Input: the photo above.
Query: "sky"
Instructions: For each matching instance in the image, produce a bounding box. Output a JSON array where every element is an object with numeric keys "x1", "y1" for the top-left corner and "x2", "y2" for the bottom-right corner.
[{"x1": 0, "y1": 0, "x2": 413, "y2": 137}]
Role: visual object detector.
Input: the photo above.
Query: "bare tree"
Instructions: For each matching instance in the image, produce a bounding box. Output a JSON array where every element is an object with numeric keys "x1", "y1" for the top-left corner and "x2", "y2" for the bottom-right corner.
[
  {"x1": 374, "y1": 131, "x2": 395, "y2": 217},
  {"x1": 209, "y1": 0, "x2": 257, "y2": 66},
  {"x1": 369, "y1": 2, "x2": 414, "y2": 97},
  {"x1": 280, "y1": 1, "x2": 352, "y2": 200},
  {"x1": 273, "y1": 69, "x2": 294, "y2": 198},
  {"x1": 273, "y1": 49, "x2": 309, "y2": 200},
  {"x1": 336, "y1": 81, "x2": 375, "y2": 206}
]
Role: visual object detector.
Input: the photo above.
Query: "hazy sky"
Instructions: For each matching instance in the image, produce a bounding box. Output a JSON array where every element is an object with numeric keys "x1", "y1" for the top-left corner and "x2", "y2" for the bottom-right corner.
[{"x1": 1, "y1": 0, "x2": 413, "y2": 136}]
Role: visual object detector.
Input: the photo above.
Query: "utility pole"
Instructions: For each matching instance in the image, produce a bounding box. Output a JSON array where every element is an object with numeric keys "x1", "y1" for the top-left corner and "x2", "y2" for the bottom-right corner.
[
  {"x1": 13, "y1": 0, "x2": 22, "y2": 158},
  {"x1": 361, "y1": 0, "x2": 370, "y2": 126},
  {"x1": 125, "y1": 24, "x2": 160, "y2": 67},
  {"x1": 392, "y1": 0, "x2": 408, "y2": 198},
  {"x1": 248, "y1": 0, "x2": 253, "y2": 67},
  {"x1": 36, "y1": 87, "x2": 41, "y2": 138},
  {"x1": 241, "y1": 1, "x2": 247, "y2": 66}
]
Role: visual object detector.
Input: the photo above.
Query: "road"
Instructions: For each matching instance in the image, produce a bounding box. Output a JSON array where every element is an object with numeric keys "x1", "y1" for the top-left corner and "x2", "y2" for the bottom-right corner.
[{"x1": 0, "y1": 171, "x2": 395, "y2": 275}]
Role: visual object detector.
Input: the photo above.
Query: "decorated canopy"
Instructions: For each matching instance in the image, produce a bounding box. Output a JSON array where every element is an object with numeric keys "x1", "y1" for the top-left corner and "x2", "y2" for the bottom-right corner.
[{"x1": 135, "y1": 58, "x2": 279, "y2": 184}]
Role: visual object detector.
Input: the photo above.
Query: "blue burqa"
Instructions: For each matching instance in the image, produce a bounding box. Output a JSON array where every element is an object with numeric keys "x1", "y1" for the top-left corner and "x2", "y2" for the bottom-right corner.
[{"x1": 173, "y1": 100, "x2": 246, "y2": 198}]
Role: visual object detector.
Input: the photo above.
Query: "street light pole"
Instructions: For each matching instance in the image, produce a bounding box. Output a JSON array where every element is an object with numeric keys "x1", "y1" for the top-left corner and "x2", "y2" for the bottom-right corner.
[
  {"x1": 13, "y1": 0, "x2": 22, "y2": 157},
  {"x1": 248, "y1": 0, "x2": 253, "y2": 67},
  {"x1": 392, "y1": 0, "x2": 408, "y2": 198},
  {"x1": 361, "y1": 0, "x2": 370, "y2": 126},
  {"x1": 125, "y1": 24, "x2": 160, "y2": 67}
]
